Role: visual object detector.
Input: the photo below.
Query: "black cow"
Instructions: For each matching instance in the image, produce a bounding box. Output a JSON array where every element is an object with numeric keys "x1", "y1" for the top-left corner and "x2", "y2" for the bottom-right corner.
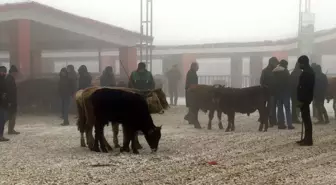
[
  {"x1": 212, "y1": 85, "x2": 269, "y2": 132},
  {"x1": 186, "y1": 85, "x2": 224, "y2": 130},
  {"x1": 90, "y1": 88, "x2": 162, "y2": 154}
]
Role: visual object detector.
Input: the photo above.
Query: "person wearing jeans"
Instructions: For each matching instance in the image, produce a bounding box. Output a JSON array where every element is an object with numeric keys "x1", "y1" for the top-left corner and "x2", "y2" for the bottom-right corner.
[
  {"x1": 273, "y1": 60, "x2": 294, "y2": 130},
  {"x1": 58, "y1": 68, "x2": 75, "y2": 126}
]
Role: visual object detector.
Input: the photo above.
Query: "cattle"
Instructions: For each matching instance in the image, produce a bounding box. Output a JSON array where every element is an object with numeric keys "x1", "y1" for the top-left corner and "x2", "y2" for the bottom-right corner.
[
  {"x1": 326, "y1": 77, "x2": 336, "y2": 118},
  {"x1": 186, "y1": 84, "x2": 224, "y2": 130},
  {"x1": 75, "y1": 86, "x2": 167, "y2": 153},
  {"x1": 90, "y1": 88, "x2": 162, "y2": 154},
  {"x1": 211, "y1": 85, "x2": 269, "y2": 132},
  {"x1": 17, "y1": 78, "x2": 59, "y2": 114}
]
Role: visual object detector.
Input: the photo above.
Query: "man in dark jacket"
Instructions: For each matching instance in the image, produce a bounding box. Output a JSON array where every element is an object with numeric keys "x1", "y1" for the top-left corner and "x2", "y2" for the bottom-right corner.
[
  {"x1": 78, "y1": 65, "x2": 92, "y2": 90},
  {"x1": 6, "y1": 65, "x2": 19, "y2": 134},
  {"x1": 313, "y1": 65, "x2": 329, "y2": 124},
  {"x1": 290, "y1": 62, "x2": 302, "y2": 123},
  {"x1": 59, "y1": 68, "x2": 76, "y2": 126},
  {"x1": 184, "y1": 62, "x2": 199, "y2": 125},
  {"x1": 100, "y1": 66, "x2": 116, "y2": 87},
  {"x1": 311, "y1": 63, "x2": 318, "y2": 118},
  {"x1": 165, "y1": 64, "x2": 182, "y2": 106},
  {"x1": 297, "y1": 55, "x2": 315, "y2": 146},
  {"x1": 129, "y1": 62, "x2": 155, "y2": 90},
  {"x1": 0, "y1": 66, "x2": 8, "y2": 141},
  {"x1": 260, "y1": 57, "x2": 278, "y2": 127},
  {"x1": 272, "y1": 60, "x2": 294, "y2": 129}
]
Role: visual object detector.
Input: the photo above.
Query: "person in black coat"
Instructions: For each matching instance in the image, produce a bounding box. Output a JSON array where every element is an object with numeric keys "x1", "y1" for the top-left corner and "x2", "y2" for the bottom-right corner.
[
  {"x1": 184, "y1": 62, "x2": 199, "y2": 124},
  {"x1": 59, "y1": 68, "x2": 75, "y2": 126},
  {"x1": 100, "y1": 66, "x2": 116, "y2": 87},
  {"x1": 166, "y1": 64, "x2": 182, "y2": 106},
  {"x1": 78, "y1": 65, "x2": 92, "y2": 90},
  {"x1": 6, "y1": 65, "x2": 19, "y2": 135},
  {"x1": 296, "y1": 55, "x2": 315, "y2": 146},
  {"x1": 260, "y1": 57, "x2": 278, "y2": 127},
  {"x1": 313, "y1": 65, "x2": 329, "y2": 124},
  {"x1": 272, "y1": 60, "x2": 294, "y2": 130},
  {"x1": 0, "y1": 66, "x2": 8, "y2": 141},
  {"x1": 290, "y1": 62, "x2": 302, "y2": 123}
]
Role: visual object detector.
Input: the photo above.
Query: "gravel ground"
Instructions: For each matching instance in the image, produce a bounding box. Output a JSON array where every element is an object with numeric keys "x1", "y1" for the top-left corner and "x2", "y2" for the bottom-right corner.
[{"x1": 1, "y1": 106, "x2": 336, "y2": 185}]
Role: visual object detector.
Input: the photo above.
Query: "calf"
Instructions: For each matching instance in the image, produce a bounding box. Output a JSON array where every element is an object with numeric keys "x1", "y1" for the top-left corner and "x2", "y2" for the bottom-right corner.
[
  {"x1": 91, "y1": 88, "x2": 162, "y2": 154},
  {"x1": 186, "y1": 85, "x2": 224, "y2": 130},
  {"x1": 212, "y1": 85, "x2": 269, "y2": 132}
]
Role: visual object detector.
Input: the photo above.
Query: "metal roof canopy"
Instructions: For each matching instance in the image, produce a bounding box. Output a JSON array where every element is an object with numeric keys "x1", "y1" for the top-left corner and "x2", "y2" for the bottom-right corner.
[{"x1": 0, "y1": 2, "x2": 153, "y2": 50}]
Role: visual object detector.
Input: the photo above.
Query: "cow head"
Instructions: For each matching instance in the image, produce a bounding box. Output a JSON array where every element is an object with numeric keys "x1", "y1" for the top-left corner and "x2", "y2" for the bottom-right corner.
[
  {"x1": 153, "y1": 88, "x2": 169, "y2": 109},
  {"x1": 144, "y1": 126, "x2": 162, "y2": 152},
  {"x1": 212, "y1": 84, "x2": 225, "y2": 104}
]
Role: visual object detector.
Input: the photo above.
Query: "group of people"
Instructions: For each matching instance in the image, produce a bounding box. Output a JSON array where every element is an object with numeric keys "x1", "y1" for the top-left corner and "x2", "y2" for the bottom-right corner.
[
  {"x1": 0, "y1": 65, "x2": 20, "y2": 142},
  {"x1": 261, "y1": 55, "x2": 323, "y2": 146},
  {"x1": 58, "y1": 62, "x2": 156, "y2": 126}
]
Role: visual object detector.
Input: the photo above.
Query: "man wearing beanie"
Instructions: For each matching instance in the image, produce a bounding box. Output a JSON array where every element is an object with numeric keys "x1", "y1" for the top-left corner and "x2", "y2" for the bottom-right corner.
[
  {"x1": 6, "y1": 65, "x2": 19, "y2": 135},
  {"x1": 297, "y1": 55, "x2": 315, "y2": 146}
]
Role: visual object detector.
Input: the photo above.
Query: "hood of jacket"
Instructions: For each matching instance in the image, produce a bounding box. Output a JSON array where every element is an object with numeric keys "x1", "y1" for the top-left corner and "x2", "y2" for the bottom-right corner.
[{"x1": 272, "y1": 65, "x2": 285, "y2": 72}]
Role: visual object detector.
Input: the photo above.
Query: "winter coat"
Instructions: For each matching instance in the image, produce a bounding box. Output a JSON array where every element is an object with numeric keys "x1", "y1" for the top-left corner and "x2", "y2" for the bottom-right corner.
[
  {"x1": 185, "y1": 69, "x2": 198, "y2": 90},
  {"x1": 166, "y1": 68, "x2": 181, "y2": 88},
  {"x1": 272, "y1": 65, "x2": 290, "y2": 98},
  {"x1": 100, "y1": 73, "x2": 116, "y2": 87},
  {"x1": 297, "y1": 67, "x2": 315, "y2": 103},
  {"x1": 5, "y1": 74, "x2": 17, "y2": 112},
  {"x1": 314, "y1": 70, "x2": 328, "y2": 102},
  {"x1": 129, "y1": 70, "x2": 155, "y2": 90},
  {"x1": 78, "y1": 73, "x2": 92, "y2": 90},
  {"x1": 260, "y1": 65, "x2": 275, "y2": 95}
]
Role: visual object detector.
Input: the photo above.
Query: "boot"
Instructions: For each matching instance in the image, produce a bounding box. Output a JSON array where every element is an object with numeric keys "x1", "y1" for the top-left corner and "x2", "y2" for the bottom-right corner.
[
  {"x1": 8, "y1": 130, "x2": 20, "y2": 135},
  {"x1": 0, "y1": 136, "x2": 9, "y2": 142}
]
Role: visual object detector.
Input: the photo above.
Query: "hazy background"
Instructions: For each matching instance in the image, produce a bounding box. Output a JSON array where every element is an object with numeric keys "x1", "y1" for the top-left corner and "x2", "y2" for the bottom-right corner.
[
  {"x1": 1, "y1": 0, "x2": 336, "y2": 76},
  {"x1": 1, "y1": 0, "x2": 336, "y2": 45}
]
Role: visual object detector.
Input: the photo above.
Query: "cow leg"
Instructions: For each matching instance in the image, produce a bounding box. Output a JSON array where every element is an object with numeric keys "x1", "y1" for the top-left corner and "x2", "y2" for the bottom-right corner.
[
  {"x1": 225, "y1": 113, "x2": 232, "y2": 132},
  {"x1": 217, "y1": 110, "x2": 224, "y2": 130},
  {"x1": 134, "y1": 132, "x2": 143, "y2": 149},
  {"x1": 131, "y1": 130, "x2": 140, "y2": 154},
  {"x1": 208, "y1": 109, "x2": 214, "y2": 130},
  {"x1": 86, "y1": 126, "x2": 95, "y2": 150},
  {"x1": 230, "y1": 112, "x2": 236, "y2": 131},
  {"x1": 120, "y1": 125, "x2": 131, "y2": 153},
  {"x1": 112, "y1": 123, "x2": 121, "y2": 148},
  {"x1": 103, "y1": 135, "x2": 113, "y2": 151},
  {"x1": 99, "y1": 125, "x2": 108, "y2": 153},
  {"x1": 80, "y1": 132, "x2": 86, "y2": 147}
]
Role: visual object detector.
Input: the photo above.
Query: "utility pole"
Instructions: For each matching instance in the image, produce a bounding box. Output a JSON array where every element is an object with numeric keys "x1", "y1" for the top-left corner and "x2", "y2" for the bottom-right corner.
[
  {"x1": 140, "y1": 0, "x2": 153, "y2": 72},
  {"x1": 298, "y1": 0, "x2": 314, "y2": 57}
]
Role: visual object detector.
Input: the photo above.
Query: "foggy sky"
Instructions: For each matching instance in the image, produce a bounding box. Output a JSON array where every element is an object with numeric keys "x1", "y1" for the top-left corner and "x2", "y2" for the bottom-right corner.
[{"x1": 1, "y1": 0, "x2": 336, "y2": 45}]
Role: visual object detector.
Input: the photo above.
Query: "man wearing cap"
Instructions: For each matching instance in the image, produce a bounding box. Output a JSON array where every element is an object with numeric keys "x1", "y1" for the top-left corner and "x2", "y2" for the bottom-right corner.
[
  {"x1": 6, "y1": 65, "x2": 20, "y2": 135},
  {"x1": 296, "y1": 55, "x2": 315, "y2": 146}
]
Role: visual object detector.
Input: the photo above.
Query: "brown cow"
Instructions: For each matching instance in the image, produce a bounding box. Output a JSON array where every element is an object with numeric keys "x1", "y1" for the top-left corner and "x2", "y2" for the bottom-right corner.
[
  {"x1": 186, "y1": 85, "x2": 224, "y2": 130},
  {"x1": 211, "y1": 85, "x2": 269, "y2": 132},
  {"x1": 76, "y1": 86, "x2": 168, "y2": 151}
]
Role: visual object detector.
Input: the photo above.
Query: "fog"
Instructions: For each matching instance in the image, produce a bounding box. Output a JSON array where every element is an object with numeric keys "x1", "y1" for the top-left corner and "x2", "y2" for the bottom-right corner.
[{"x1": 1, "y1": 0, "x2": 336, "y2": 76}]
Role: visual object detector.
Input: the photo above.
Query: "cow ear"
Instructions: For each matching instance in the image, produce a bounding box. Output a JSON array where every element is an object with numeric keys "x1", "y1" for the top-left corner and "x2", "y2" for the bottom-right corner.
[{"x1": 156, "y1": 126, "x2": 162, "y2": 130}]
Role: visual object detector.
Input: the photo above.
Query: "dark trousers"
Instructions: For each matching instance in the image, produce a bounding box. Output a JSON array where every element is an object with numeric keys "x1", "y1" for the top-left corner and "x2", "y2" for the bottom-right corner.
[
  {"x1": 268, "y1": 96, "x2": 277, "y2": 126},
  {"x1": 168, "y1": 85, "x2": 178, "y2": 105},
  {"x1": 276, "y1": 95, "x2": 292, "y2": 127},
  {"x1": 300, "y1": 103, "x2": 313, "y2": 142},
  {"x1": 61, "y1": 96, "x2": 71, "y2": 124},
  {"x1": 0, "y1": 107, "x2": 7, "y2": 137},
  {"x1": 291, "y1": 95, "x2": 300, "y2": 122},
  {"x1": 8, "y1": 111, "x2": 16, "y2": 133},
  {"x1": 315, "y1": 100, "x2": 329, "y2": 123}
]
